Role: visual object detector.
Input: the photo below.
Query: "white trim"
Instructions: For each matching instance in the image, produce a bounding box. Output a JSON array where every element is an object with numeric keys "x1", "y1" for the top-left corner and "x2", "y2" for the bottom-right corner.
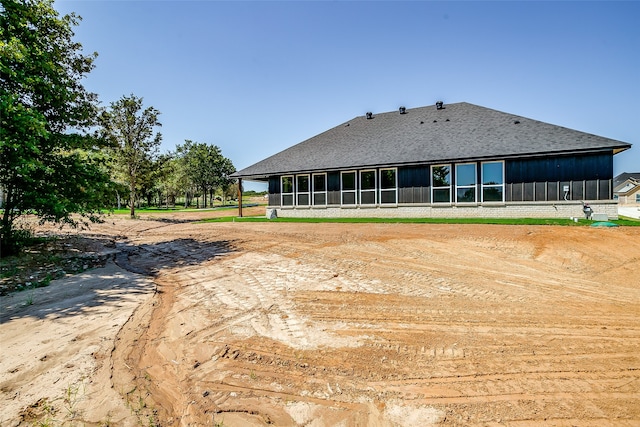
[
  {"x1": 341, "y1": 170, "x2": 357, "y2": 205},
  {"x1": 281, "y1": 175, "x2": 294, "y2": 206},
  {"x1": 455, "y1": 163, "x2": 477, "y2": 203},
  {"x1": 312, "y1": 173, "x2": 327, "y2": 206},
  {"x1": 431, "y1": 164, "x2": 452, "y2": 204},
  {"x1": 481, "y1": 160, "x2": 505, "y2": 203},
  {"x1": 296, "y1": 174, "x2": 310, "y2": 206},
  {"x1": 359, "y1": 169, "x2": 377, "y2": 205},
  {"x1": 380, "y1": 167, "x2": 398, "y2": 205}
]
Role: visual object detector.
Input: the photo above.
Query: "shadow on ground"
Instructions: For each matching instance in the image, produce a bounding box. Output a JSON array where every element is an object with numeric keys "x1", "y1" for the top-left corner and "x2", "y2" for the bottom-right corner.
[{"x1": 0, "y1": 238, "x2": 237, "y2": 323}]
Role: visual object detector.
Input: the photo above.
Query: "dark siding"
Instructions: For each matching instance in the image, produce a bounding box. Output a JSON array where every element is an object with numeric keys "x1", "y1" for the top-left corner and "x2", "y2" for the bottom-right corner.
[
  {"x1": 269, "y1": 176, "x2": 281, "y2": 193},
  {"x1": 506, "y1": 152, "x2": 613, "y2": 183},
  {"x1": 398, "y1": 166, "x2": 430, "y2": 203},
  {"x1": 599, "y1": 179, "x2": 611, "y2": 199},
  {"x1": 399, "y1": 187, "x2": 430, "y2": 203},
  {"x1": 548, "y1": 183, "x2": 558, "y2": 201},
  {"x1": 327, "y1": 172, "x2": 340, "y2": 192},
  {"x1": 535, "y1": 182, "x2": 546, "y2": 201},
  {"x1": 328, "y1": 191, "x2": 341, "y2": 205},
  {"x1": 585, "y1": 180, "x2": 598, "y2": 200},
  {"x1": 399, "y1": 166, "x2": 430, "y2": 188}
]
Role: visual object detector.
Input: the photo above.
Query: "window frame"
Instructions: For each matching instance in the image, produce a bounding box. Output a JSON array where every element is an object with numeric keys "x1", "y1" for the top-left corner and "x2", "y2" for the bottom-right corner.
[
  {"x1": 341, "y1": 171, "x2": 357, "y2": 205},
  {"x1": 312, "y1": 173, "x2": 327, "y2": 206},
  {"x1": 281, "y1": 175, "x2": 294, "y2": 206},
  {"x1": 636, "y1": 193, "x2": 640, "y2": 203},
  {"x1": 379, "y1": 168, "x2": 398, "y2": 205},
  {"x1": 359, "y1": 169, "x2": 377, "y2": 205},
  {"x1": 295, "y1": 174, "x2": 310, "y2": 206},
  {"x1": 455, "y1": 163, "x2": 477, "y2": 204},
  {"x1": 431, "y1": 164, "x2": 452, "y2": 204},
  {"x1": 481, "y1": 161, "x2": 505, "y2": 203}
]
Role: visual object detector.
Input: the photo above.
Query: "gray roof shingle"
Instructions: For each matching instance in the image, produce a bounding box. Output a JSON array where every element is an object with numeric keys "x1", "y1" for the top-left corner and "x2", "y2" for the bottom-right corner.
[{"x1": 233, "y1": 102, "x2": 631, "y2": 180}]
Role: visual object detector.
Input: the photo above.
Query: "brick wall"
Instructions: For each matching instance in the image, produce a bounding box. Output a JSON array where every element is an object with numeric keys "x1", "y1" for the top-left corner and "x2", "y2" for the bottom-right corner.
[{"x1": 267, "y1": 201, "x2": 619, "y2": 220}]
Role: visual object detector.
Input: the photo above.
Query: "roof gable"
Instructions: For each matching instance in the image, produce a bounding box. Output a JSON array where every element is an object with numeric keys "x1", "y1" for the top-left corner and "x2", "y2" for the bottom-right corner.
[
  {"x1": 614, "y1": 172, "x2": 640, "y2": 188},
  {"x1": 234, "y1": 102, "x2": 631, "y2": 179}
]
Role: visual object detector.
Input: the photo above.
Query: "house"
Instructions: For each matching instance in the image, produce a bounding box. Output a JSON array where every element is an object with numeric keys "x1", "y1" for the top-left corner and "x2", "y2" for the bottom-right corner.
[
  {"x1": 232, "y1": 102, "x2": 632, "y2": 219},
  {"x1": 614, "y1": 173, "x2": 640, "y2": 206}
]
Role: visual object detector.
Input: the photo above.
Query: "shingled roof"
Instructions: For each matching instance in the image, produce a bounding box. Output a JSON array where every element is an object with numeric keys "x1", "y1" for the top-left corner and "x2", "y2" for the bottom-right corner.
[
  {"x1": 233, "y1": 102, "x2": 631, "y2": 180},
  {"x1": 614, "y1": 172, "x2": 640, "y2": 188}
]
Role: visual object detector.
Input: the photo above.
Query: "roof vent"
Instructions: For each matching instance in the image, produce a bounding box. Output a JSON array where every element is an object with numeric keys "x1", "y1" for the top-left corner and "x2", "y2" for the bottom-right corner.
[
  {"x1": 399, "y1": 106, "x2": 406, "y2": 114},
  {"x1": 514, "y1": 120, "x2": 520, "y2": 124},
  {"x1": 435, "y1": 101, "x2": 444, "y2": 110},
  {"x1": 366, "y1": 112, "x2": 373, "y2": 120}
]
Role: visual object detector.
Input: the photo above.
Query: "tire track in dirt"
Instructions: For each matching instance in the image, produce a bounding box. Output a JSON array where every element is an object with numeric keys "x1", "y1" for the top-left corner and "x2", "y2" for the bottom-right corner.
[{"x1": 103, "y1": 222, "x2": 640, "y2": 426}]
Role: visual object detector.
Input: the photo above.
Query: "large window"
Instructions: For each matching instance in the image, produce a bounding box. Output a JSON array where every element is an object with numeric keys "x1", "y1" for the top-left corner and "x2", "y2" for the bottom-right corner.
[
  {"x1": 312, "y1": 173, "x2": 327, "y2": 206},
  {"x1": 296, "y1": 175, "x2": 310, "y2": 206},
  {"x1": 636, "y1": 193, "x2": 640, "y2": 203},
  {"x1": 431, "y1": 165, "x2": 451, "y2": 203},
  {"x1": 281, "y1": 176, "x2": 294, "y2": 206},
  {"x1": 481, "y1": 161, "x2": 504, "y2": 202},
  {"x1": 380, "y1": 168, "x2": 397, "y2": 204},
  {"x1": 360, "y1": 170, "x2": 376, "y2": 205},
  {"x1": 341, "y1": 171, "x2": 356, "y2": 205},
  {"x1": 456, "y1": 163, "x2": 477, "y2": 203}
]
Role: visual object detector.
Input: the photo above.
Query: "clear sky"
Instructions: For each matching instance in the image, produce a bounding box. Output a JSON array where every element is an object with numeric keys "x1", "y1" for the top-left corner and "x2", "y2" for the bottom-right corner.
[{"x1": 55, "y1": 0, "x2": 639, "y2": 191}]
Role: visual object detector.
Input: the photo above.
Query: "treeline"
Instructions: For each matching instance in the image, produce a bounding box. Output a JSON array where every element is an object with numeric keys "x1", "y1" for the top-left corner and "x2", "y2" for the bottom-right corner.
[{"x1": 0, "y1": 1, "x2": 236, "y2": 256}]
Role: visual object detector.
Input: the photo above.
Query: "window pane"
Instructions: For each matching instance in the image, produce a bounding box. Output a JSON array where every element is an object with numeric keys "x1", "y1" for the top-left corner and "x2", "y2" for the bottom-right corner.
[
  {"x1": 483, "y1": 186, "x2": 503, "y2": 202},
  {"x1": 456, "y1": 164, "x2": 476, "y2": 186},
  {"x1": 342, "y1": 172, "x2": 356, "y2": 191},
  {"x1": 381, "y1": 169, "x2": 396, "y2": 189},
  {"x1": 342, "y1": 192, "x2": 356, "y2": 204},
  {"x1": 297, "y1": 175, "x2": 309, "y2": 192},
  {"x1": 361, "y1": 191, "x2": 375, "y2": 204},
  {"x1": 361, "y1": 171, "x2": 375, "y2": 190},
  {"x1": 381, "y1": 190, "x2": 396, "y2": 204},
  {"x1": 297, "y1": 194, "x2": 309, "y2": 205},
  {"x1": 282, "y1": 194, "x2": 294, "y2": 206},
  {"x1": 457, "y1": 187, "x2": 476, "y2": 202},
  {"x1": 482, "y1": 162, "x2": 503, "y2": 185},
  {"x1": 313, "y1": 193, "x2": 326, "y2": 205},
  {"x1": 313, "y1": 175, "x2": 326, "y2": 191},
  {"x1": 432, "y1": 166, "x2": 450, "y2": 187},
  {"x1": 433, "y1": 188, "x2": 450, "y2": 203},
  {"x1": 282, "y1": 176, "x2": 293, "y2": 193}
]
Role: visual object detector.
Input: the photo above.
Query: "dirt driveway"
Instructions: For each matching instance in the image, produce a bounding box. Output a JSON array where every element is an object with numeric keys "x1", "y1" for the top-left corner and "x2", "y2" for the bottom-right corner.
[{"x1": 1, "y1": 211, "x2": 639, "y2": 426}]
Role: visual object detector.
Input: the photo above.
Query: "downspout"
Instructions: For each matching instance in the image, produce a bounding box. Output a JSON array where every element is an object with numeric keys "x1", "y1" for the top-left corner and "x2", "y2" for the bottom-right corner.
[{"x1": 238, "y1": 178, "x2": 243, "y2": 217}]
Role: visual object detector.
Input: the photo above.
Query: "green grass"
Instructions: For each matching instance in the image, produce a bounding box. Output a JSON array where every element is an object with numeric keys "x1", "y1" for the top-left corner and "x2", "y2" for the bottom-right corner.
[
  {"x1": 197, "y1": 215, "x2": 640, "y2": 226},
  {"x1": 106, "y1": 204, "x2": 260, "y2": 215}
]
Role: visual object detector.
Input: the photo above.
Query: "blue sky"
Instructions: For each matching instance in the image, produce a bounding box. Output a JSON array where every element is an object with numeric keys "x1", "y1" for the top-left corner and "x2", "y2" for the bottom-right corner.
[{"x1": 55, "y1": 1, "x2": 639, "y2": 190}]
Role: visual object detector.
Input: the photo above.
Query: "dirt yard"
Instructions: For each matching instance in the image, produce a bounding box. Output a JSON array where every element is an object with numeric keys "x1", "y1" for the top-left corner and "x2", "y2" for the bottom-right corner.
[{"x1": 1, "y1": 208, "x2": 639, "y2": 426}]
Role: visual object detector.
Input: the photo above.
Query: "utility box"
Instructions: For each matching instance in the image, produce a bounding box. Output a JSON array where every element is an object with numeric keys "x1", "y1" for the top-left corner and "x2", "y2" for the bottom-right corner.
[
  {"x1": 592, "y1": 213, "x2": 609, "y2": 221},
  {"x1": 266, "y1": 208, "x2": 277, "y2": 220}
]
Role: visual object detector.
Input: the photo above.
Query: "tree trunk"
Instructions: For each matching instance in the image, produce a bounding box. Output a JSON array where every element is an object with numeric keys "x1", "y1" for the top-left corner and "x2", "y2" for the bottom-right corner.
[
  {"x1": 203, "y1": 186, "x2": 207, "y2": 208},
  {"x1": 129, "y1": 183, "x2": 136, "y2": 219},
  {"x1": 1, "y1": 187, "x2": 17, "y2": 256}
]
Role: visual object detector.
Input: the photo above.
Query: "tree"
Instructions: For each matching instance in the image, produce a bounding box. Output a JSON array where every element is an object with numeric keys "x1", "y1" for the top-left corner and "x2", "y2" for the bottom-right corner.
[
  {"x1": 100, "y1": 95, "x2": 162, "y2": 218},
  {"x1": 0, "y1": 0, "x2": 110, "y2": 256},
  {"x1": 152, "y1": 153, "x2": 179, "y2": 208},
  {"x1": 175, "y1": 140, "x2": 235, "y2": 208}
]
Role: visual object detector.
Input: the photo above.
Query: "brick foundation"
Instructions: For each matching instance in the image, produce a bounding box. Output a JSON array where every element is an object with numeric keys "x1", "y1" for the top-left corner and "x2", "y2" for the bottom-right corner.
[{"x1": 267, "y1": 201, "x2": 619, "y2": 220}]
